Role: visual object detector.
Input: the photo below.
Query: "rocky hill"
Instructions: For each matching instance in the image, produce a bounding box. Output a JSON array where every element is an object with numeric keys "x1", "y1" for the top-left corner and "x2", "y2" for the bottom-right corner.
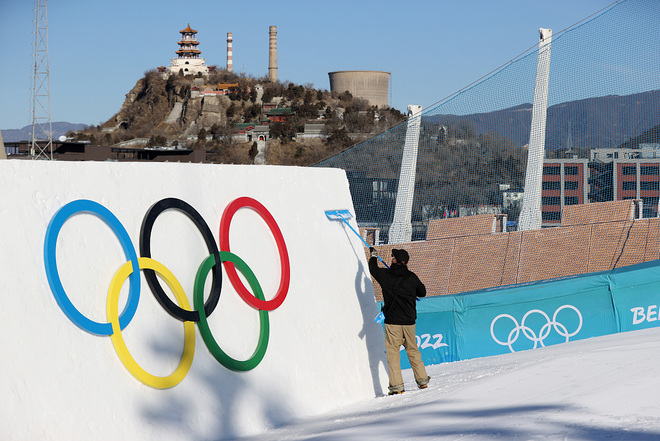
[{"x1": 69, "y1": 70, "x2": 405, "y2": 166}]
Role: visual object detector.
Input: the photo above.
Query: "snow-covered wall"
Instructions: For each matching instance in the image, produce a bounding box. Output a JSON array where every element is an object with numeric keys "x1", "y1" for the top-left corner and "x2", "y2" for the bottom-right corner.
[{"x1": 0, "y1": 161, "x2": 388, "y2": 440}]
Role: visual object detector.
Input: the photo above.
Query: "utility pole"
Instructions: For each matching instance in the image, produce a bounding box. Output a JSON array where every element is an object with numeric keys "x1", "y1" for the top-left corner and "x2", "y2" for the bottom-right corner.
[{"x1": 30, "y1": 0, "x2": 53, "y2": 160}]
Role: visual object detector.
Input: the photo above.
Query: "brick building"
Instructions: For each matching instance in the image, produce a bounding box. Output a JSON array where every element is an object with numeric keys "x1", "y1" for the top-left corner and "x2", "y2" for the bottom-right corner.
[
  {"x1": 541, "y1": 158, "x2": 589, "y2": 227},
  {"x1": 591, "y1": 159, "x2": 660, "y2": 218},
  {"x1": 589, "y1": 146, "x2": 660, "y2": 218}
]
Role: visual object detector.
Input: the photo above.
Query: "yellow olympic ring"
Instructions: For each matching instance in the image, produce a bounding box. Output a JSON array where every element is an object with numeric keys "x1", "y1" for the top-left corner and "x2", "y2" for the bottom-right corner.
[{"x1": 107, "y1": 257, "x2": 196, "y2": 389}]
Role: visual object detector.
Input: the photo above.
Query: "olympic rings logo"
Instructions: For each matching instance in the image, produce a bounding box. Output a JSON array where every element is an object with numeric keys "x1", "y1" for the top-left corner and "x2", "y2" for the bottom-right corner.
[
  {"x1": 44, "y1": 197, "x2": 290, "y2": 389},
  {"x1": 490, "y1": 305, "x2": 582, "y2": 353}
]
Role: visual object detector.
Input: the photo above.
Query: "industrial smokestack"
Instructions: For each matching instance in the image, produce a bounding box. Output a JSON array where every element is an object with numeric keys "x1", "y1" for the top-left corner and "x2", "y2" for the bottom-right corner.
[
  {"x1": 268, "y1": 25, "x2": 277, "y2": 82},
  {"x1": 226, "y1": 32, "x2": 233, "y2": 72}
]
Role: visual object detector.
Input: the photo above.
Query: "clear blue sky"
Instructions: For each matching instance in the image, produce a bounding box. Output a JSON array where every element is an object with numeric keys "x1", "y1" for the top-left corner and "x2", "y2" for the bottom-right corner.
[{"x1": 0, "y1": 0, "x2": 620, "y2": 130}]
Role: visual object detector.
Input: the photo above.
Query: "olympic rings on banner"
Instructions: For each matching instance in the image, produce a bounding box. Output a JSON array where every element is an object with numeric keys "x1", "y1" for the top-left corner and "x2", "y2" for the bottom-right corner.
[
  {"x1": 490, "y1": 305, "x2": 583, "y2": 353},
  {"x1": 43, "y1": 197, "x2": 290, "y2": 388}
]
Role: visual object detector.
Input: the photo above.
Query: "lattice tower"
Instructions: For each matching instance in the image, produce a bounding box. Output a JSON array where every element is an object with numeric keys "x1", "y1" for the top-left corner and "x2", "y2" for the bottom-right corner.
[{"x1": 30, "y1": 0, "x2": 52, "y2": 160}]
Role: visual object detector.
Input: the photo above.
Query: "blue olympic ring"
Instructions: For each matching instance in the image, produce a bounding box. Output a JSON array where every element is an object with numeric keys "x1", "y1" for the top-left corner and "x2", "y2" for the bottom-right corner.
[{"x1": 44, "y1": 199, "x2": 141, "y2": 336}]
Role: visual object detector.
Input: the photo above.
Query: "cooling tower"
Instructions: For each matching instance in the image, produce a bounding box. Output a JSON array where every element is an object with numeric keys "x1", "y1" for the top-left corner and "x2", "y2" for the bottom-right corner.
[
  {"x1": 269, "y1": 26, "x2": 277, "y2": 82},
  {"x1": 227, "y1": 32, "x2": 233, "y2": 72},
  {"x1": 328, "y1": 70, "x2": 390, "y2": 108}
]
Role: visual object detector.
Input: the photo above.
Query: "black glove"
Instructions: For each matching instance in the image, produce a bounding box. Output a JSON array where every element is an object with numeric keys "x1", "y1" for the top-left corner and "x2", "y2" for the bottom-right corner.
[{"x1": 369, "y1": 247, "x2": 377, "y2": 257}]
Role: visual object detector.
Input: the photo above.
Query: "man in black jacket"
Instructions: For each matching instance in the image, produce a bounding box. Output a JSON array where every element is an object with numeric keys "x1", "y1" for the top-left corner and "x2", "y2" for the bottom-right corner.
[{"x1": 369, "y1": 247, "x2": 430, "y2": 395}]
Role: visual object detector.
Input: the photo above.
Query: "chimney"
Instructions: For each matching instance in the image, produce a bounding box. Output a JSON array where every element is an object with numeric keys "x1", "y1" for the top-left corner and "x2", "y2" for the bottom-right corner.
[
  {"x1": 226, "y1": 32, "x2": 233, "y2": 72},
  {"x1": 268, "y1": 26, "x2": 277, "y2": 82}
]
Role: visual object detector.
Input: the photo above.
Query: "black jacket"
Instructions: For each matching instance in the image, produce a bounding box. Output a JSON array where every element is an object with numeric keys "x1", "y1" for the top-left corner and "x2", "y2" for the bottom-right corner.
[{"x1": 369, "y1": 256, "x2": 426, "y2": 325}]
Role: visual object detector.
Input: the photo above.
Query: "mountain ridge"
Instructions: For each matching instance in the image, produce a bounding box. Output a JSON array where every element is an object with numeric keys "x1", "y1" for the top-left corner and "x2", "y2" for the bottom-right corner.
[
  {"x1": 426, "y1": 89, "x2": 660, "y2": 151},
  {"x1": 2, "y1": 122, "x2": 88, "y2": 142}
]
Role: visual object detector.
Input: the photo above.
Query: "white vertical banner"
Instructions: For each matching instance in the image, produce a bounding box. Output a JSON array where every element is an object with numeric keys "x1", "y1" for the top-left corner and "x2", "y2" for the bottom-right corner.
[
  {"x1": 519, "y1": 28, "x2": 552, "y2": 231},
  {"x1": 390, "y1": 104, "x2": 423, "y2": 244}
]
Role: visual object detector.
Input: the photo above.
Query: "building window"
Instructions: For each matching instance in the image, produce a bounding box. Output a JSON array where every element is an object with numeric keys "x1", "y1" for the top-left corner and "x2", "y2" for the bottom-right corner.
[
  {"x1": 542, "y1": 211, "x2": 561, "y2": 220},
  {"x1": 622, "y1": 181, "x2": 637, "y2": 190},
  {"x1": 640, "y1": 181, "x2": 659, "y2": 190},
  {"x1": 543, "y1": 166, "x2": 561, "y2": 175},
  {"x1": 642, "y1": 197, "x2": 657, "y2": 208},
  {"x1": 564, "y1": 181, "x2": 579, "y2": 190},
  {"x1": 542, "y1": 181, "x2": 560, "y2": 190},
  {"x1": 622, "y1": 166, "x2": 636, "y2": 175},
  {"x1": 643, "y1": 208, "x2": 656, "y2": 218},
  {"x1": 565, "y1": 166, "x2": 579, "y2": 175},
  {"x1": 641, "y1": 166, "x2": 659, "y2": 175},
  {"x1": 542, "y1": 196, "x2": 561, "y2": 206},
  {"x1": 372, "y1": 181, "x2": 390, "y2": 201},
  {"x1": 565, "y1": 196, "x2": 579, "y2": 205}
]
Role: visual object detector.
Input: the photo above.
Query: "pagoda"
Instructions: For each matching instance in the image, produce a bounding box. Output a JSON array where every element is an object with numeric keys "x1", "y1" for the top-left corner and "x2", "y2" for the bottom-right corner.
[{"x1": 166, "y1": 24, "x2": 209, "y2": 76}]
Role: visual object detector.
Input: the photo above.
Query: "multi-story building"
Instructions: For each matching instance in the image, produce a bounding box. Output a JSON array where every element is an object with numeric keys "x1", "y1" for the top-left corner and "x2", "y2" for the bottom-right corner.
[
  {"x1": 591, "y1": 159, "x2": 660, "y2": 218},
  {"x1": 589, "y1": 145, "x2": 660, "y2": 218},
  {"x1": 541, "y1": 147, "x2": 660, "y2": 227},
  {"x1": 541, "y1": 159, "x2": 590, "y2": 227}
]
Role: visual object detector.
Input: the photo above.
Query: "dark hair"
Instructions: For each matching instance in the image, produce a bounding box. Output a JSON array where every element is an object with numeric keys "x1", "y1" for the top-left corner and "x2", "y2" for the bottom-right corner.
[{"x1": 391, "y1": 249, "x2": 409, "y2": 264}]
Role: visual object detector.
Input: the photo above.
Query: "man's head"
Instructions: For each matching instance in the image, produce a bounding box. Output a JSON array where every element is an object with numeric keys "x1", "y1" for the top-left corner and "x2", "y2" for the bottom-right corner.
[{"x1": 391, "y1": 248, "x2": 409, "y2": 266}]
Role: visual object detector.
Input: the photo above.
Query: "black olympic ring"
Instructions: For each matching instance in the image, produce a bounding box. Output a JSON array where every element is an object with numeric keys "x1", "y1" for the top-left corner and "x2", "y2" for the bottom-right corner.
[{"x1": 139, "y1": 197, "x2": 222, "y2": 322}]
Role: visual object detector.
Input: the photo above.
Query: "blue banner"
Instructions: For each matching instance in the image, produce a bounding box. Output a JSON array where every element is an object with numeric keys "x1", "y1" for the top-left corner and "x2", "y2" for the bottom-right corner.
[
  {"x1": 378, "y1": 259, "x2": 660, "y2": 367},
  {"x1": 610, "y1": 259, "x2": 660, "y2": 332}
]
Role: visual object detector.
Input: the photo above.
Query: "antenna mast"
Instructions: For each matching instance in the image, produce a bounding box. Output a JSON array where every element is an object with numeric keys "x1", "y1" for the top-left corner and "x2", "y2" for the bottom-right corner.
[{"x1": 30, "y1": 0, "x2": 52, "y2": 160}]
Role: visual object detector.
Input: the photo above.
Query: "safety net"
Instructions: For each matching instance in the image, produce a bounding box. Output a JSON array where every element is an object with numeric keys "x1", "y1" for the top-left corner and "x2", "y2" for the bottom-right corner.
[{"x1": 316, "y1": 0, "x2": 660, "y2": 252}]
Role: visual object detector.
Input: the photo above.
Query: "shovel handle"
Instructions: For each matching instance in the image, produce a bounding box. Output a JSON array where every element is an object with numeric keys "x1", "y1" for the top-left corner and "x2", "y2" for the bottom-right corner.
[{"x1": 340, "y1": 219, "x2": 390, "y2": 268}]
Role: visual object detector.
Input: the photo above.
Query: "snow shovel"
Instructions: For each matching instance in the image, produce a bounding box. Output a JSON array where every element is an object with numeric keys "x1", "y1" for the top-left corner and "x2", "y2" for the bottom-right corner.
[{"x1": 325, "y1": 209, "x2": 389, "y2": 268}]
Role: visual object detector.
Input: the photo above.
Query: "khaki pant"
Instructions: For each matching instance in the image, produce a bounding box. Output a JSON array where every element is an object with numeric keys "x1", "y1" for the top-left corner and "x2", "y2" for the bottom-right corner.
[{"x1": 384, "y1": 323, "x2": 428, "y2": 392}]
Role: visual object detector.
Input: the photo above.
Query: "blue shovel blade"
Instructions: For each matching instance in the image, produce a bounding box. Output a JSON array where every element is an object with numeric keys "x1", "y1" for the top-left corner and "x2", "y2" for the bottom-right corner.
[{"x1": 325, "y1": 209, "x2": 353, "y2": 220}]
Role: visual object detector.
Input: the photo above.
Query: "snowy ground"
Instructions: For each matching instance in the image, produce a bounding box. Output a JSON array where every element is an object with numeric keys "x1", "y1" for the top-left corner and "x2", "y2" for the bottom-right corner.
[{"x1": 239, "y1": 327, "x2": 660, "y2": 441}]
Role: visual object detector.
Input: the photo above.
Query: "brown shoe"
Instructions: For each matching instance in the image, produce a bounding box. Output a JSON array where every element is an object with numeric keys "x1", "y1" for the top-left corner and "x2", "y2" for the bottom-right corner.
[{"x1": 416, "y1": 376, "x2": 430, "y2": 389}]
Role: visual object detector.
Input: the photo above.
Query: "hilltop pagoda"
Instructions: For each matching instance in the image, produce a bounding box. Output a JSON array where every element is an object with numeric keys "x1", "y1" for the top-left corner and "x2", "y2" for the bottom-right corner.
[{"x1": 166, "y1": 24, "x2": 209, "y2": 76}]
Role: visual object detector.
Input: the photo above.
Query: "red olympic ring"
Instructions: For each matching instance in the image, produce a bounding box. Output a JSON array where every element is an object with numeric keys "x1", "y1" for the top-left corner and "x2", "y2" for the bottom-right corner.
[{"x1": 219, "y1": 197, "x2": 290, "y2": 311}]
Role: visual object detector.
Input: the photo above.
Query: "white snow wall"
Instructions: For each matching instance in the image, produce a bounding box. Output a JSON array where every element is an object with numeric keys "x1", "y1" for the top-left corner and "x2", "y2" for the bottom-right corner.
[{"x1": 0, "y1": 161, "x2": 388, "y2": 441}]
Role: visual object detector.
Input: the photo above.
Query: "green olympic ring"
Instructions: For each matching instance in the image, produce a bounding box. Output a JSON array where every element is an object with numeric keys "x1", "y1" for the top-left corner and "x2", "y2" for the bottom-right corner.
[{"x1": 194, "y1": 252, "x2": 269, "y2": 371}]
